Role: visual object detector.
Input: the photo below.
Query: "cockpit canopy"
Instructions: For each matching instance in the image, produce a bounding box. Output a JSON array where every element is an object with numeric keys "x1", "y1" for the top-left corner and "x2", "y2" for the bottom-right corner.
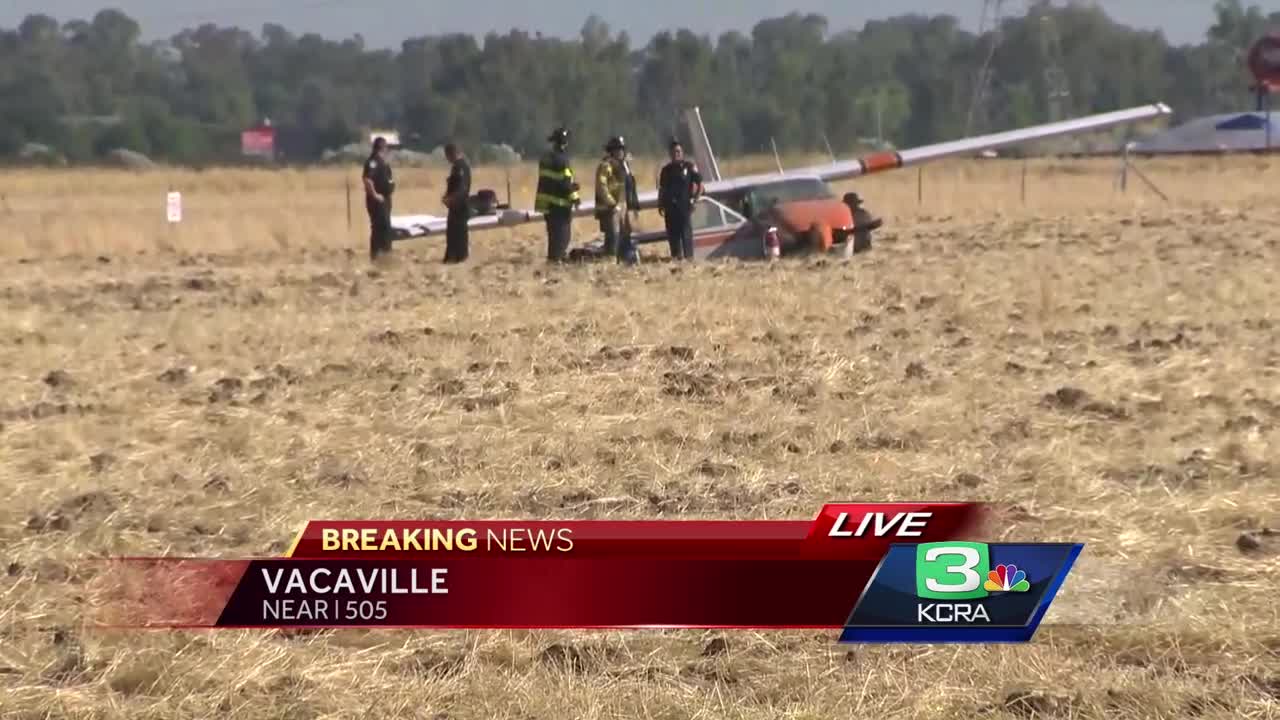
[{"x1": 728, "y1": 176, "x2": 836, "y2": 218}]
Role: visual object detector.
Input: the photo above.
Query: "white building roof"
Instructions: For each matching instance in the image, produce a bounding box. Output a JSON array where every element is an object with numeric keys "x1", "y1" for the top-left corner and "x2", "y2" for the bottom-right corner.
[{"x1": 1131, "y1": 111, "x2": 1279, "y2": 153}]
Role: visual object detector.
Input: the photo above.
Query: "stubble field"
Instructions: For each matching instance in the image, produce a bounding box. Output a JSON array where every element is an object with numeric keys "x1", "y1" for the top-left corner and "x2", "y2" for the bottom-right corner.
[{"x1": 1, "y1": 154, "x2": 1278, "y2": 719}]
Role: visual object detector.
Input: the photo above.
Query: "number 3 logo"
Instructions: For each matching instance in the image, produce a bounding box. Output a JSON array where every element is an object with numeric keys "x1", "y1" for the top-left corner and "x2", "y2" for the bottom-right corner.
[
  {"x1": 916, "y1": 542, "x2": 992, "y2": 600},
  {"x1": 924, "y1": 546, "x2": 981, "y2": 593}
]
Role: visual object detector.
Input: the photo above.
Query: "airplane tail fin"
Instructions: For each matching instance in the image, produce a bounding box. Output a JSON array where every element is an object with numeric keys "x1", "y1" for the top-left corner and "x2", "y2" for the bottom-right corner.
[{"x1": 682, "y1": 107, "x2": 722, "y2": 182}]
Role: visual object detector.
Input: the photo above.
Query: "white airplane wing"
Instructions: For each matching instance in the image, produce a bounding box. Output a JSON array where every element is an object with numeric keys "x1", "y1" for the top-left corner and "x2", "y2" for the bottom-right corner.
[
  {"x1": 392, "y1": 210, "x2": 543, "y2": 238},
  {"x1": 392, "y1": 102, "x2": 1171, "y2": 240},
  {"x1": 692, "y1": 102, "x2": 1173, "y2": 195},
  {"x1": 392, "y1": 201, "x2": 600, "y2": 240}
]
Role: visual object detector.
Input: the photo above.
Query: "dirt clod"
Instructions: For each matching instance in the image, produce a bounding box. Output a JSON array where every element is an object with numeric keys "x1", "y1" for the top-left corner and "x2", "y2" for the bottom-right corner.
[
  {"x1": 316, "y1": 464, "x2": 368, "y2": 488},
  {"x1": 694, "y1": 459, "x2": 738, "y2": 478},
  {"x1": 1167, "y1": 564, "x2": 1231, "y2": 583},
  {"x1": 371, "y1": 329, "x2": 402, "y2": 345},
  {"x1": 209, "y1": 377, "x2": 242, "y2": 402},
  {"x1": 435, "y1": 379, "x2": 466, "y2": 396},
  {"x1": 1081, "y1": 400, "x2": 1130, "y2": 420},
  {"x1": 26, "y1": 512, "x2": 72, "y2": 532},
  {"x1": 854, "y1": 432, "x2": 922, "y2": 451},
  {"x1": 1002, "y1": 690, "x2": 1073, "y2": 717},
  {"x1": 1042, "y1": 386, "x2": 1089, "y2": 409},
  {"x1": 539, "y1": 643, "x2": 587, "y2": 673},
  {"x1": 88, "y1": 452, "x2": 115, "y2": 473},
  {"x1": 157, "y1": 367, "x2": 190, "y2": 383},
  {"x1": 1236, "y1": 528, "x2": 1277, "y2": 555},
  {"x1": 399, "y1": 650, "x2": 466, "y2": 679},
  {"x1": 661, "y1": 371, "x2": 717, "y2": 398},
  {"x1": 659, "y1": 345, "x2": 695, "y2": 361},
  {"x1": 701, "y1": 637, "x2": 728, "y2": 656},
  {"x1": 43, "y1": 369, "x2": 73, "y2": 388}
]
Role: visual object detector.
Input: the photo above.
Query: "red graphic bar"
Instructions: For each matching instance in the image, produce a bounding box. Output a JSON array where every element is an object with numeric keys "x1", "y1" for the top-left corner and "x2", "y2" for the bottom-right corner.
[
  {"x1": 95, "y1": 557, "x2": 882, "y2": 629},
  {"x1": 91, "y1": 504, "x2": 984, "y2": 630}
]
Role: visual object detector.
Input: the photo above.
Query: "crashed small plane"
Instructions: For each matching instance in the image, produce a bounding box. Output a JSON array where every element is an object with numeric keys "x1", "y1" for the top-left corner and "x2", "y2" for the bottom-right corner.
[{"x1": 391, "y1": 102, "x2": 1172, "y2": 261}]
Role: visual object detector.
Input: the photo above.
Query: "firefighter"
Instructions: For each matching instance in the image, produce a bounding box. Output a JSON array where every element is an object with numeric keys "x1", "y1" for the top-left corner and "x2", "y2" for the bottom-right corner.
[
  {"x1": 595, "y1": 135, "x2": 635, "y2": 264},
  {"x1": 362, "y1": 136, "x2": 395, "y2": 261},
  {"x1": 535, "y1": 127, "x2": 581, "y2": 263},
  {"x1": 441, "y1": 142, "x2": 471, "y2": 263},
  {"x1": 657, "y1": 139, "x2": 703, "y2": 261}
]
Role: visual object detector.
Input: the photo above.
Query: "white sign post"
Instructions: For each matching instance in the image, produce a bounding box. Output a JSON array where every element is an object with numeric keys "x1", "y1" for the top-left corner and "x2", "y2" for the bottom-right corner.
[{"x1": 166, "y1": 191, "x2": 182, "y2": 223}]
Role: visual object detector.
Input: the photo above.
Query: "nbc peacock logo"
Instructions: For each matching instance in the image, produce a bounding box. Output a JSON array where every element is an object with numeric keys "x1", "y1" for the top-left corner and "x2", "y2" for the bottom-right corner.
[{"x1": 984, "y1": 564, "x2": 1031, "y2": 593}]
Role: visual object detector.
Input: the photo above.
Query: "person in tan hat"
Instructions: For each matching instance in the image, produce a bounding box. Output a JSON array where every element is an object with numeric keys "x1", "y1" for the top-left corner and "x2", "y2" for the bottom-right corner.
[{"x1": 842, "y1": 192, "x2": 882, "y2": 256}]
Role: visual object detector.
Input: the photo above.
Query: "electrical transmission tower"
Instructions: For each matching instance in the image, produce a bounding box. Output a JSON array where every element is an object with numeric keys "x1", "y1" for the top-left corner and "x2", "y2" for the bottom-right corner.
[
  {"x1": 965, "y1": 0, "x2": 1074, "y2": 136},
  {"x1": 964, "y1": 0, "x2": 1007, "y2": 136},
  {"x1": 1033, "y1": 3, "x2": 1071, "y2": 123}
]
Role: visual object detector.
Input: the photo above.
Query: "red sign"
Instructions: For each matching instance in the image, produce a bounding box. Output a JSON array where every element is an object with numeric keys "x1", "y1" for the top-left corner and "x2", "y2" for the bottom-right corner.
[{"x1": 241, "y1": 127, "x2": 275, "y2": 157}]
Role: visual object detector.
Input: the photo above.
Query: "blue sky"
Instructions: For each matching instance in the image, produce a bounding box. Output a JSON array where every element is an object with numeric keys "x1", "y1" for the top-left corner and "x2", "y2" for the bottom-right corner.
[{"x1": 4, "y1": 0, "x2": 1278, "y2": 48}]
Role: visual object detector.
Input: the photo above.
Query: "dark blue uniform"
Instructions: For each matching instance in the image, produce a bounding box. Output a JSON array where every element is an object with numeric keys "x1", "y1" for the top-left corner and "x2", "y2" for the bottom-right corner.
[
  {"x1": 363, "y1": 153, "x2": 394, "y2": 260},
  {"x1": 444, "y1": 156, "x2": 471, "y2": 263},
  {"x1": 620, "y1": 157, "x2": 640, "y2": 264},
  {"x1": 658, "y1": 159, "x2": 702, "y2": 260}
]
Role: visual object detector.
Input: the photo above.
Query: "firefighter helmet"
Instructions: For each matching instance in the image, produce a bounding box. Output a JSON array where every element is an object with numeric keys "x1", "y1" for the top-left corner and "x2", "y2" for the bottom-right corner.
[
  {"x1": 548, "y1": 127, "x2": 570, "y2": 144},
  {"x1": 604, "y1": 135, "x2": 625, "y2": 152}
]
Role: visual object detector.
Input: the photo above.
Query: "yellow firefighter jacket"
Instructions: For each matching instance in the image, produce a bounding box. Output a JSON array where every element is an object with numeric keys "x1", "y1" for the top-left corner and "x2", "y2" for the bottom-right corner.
[{"x1": 595, "y1": 155, "x2": 627, "y2": 216}]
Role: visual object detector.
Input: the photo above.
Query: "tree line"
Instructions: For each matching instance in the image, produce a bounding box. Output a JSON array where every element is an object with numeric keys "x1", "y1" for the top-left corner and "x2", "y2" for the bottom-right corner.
[{"x1": 0, "y1": 0, "x2": 1275, "y2": 165}]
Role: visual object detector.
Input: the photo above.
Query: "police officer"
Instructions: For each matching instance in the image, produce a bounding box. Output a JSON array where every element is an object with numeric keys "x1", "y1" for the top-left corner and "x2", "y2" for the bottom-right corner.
[
  {"x1": 595, "y1": 136, "x2": 637, "y2": 264},
  {"x1": 441, "y1": 142, "x2": 472, "y2": 263},
  {"x1": 535, "y1": 127, "x2": 580, "y2": 263},
  {"x1": 362, "y1": 136, "x2": 395, "y2": 261},
  {"x1": 620, "y1": 148, "x2": 641, "y2": 264},
  {"x1": 657, "y1": 139, "x2": 703, "y2": 261}
]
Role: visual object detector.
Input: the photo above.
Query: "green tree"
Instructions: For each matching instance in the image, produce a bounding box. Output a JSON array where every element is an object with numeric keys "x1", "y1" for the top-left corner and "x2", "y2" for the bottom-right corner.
[{"x1": 0, "y1": 4, "x2": 1268, "y2": 163}]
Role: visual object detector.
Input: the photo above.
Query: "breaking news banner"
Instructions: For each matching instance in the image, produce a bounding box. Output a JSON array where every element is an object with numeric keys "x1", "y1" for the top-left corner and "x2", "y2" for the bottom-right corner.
[{"x1": 90, "y1": 503, "x2": 1082, "y2": 643}]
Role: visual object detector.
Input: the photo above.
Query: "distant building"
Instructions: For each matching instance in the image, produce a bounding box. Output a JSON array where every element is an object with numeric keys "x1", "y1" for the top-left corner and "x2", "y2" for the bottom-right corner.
[
  {"x1": 241, "y1": 122, "x2": 324, "y2": 162},
  {"x1": 368, "y1": 129, "x2": 401, "y2": 148},
  {"x1": 1129, "y1": 112, "x2": 1279, "y2": 154},
  {"x1": 241, "y1": 124, "x2": 275, "y2": 158}
]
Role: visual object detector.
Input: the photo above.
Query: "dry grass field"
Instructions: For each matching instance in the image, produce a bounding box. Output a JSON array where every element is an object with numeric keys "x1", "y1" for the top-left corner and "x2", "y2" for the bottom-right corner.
[{"x1": 1, "y1": 152, "x2": 1278, "y2": 719}]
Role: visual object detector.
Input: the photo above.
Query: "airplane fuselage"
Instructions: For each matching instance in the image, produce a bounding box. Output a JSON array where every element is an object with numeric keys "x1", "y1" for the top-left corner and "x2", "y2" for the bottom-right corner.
[{"x1": 708, "y1": 176, "x2": 858, "y2": 255}]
